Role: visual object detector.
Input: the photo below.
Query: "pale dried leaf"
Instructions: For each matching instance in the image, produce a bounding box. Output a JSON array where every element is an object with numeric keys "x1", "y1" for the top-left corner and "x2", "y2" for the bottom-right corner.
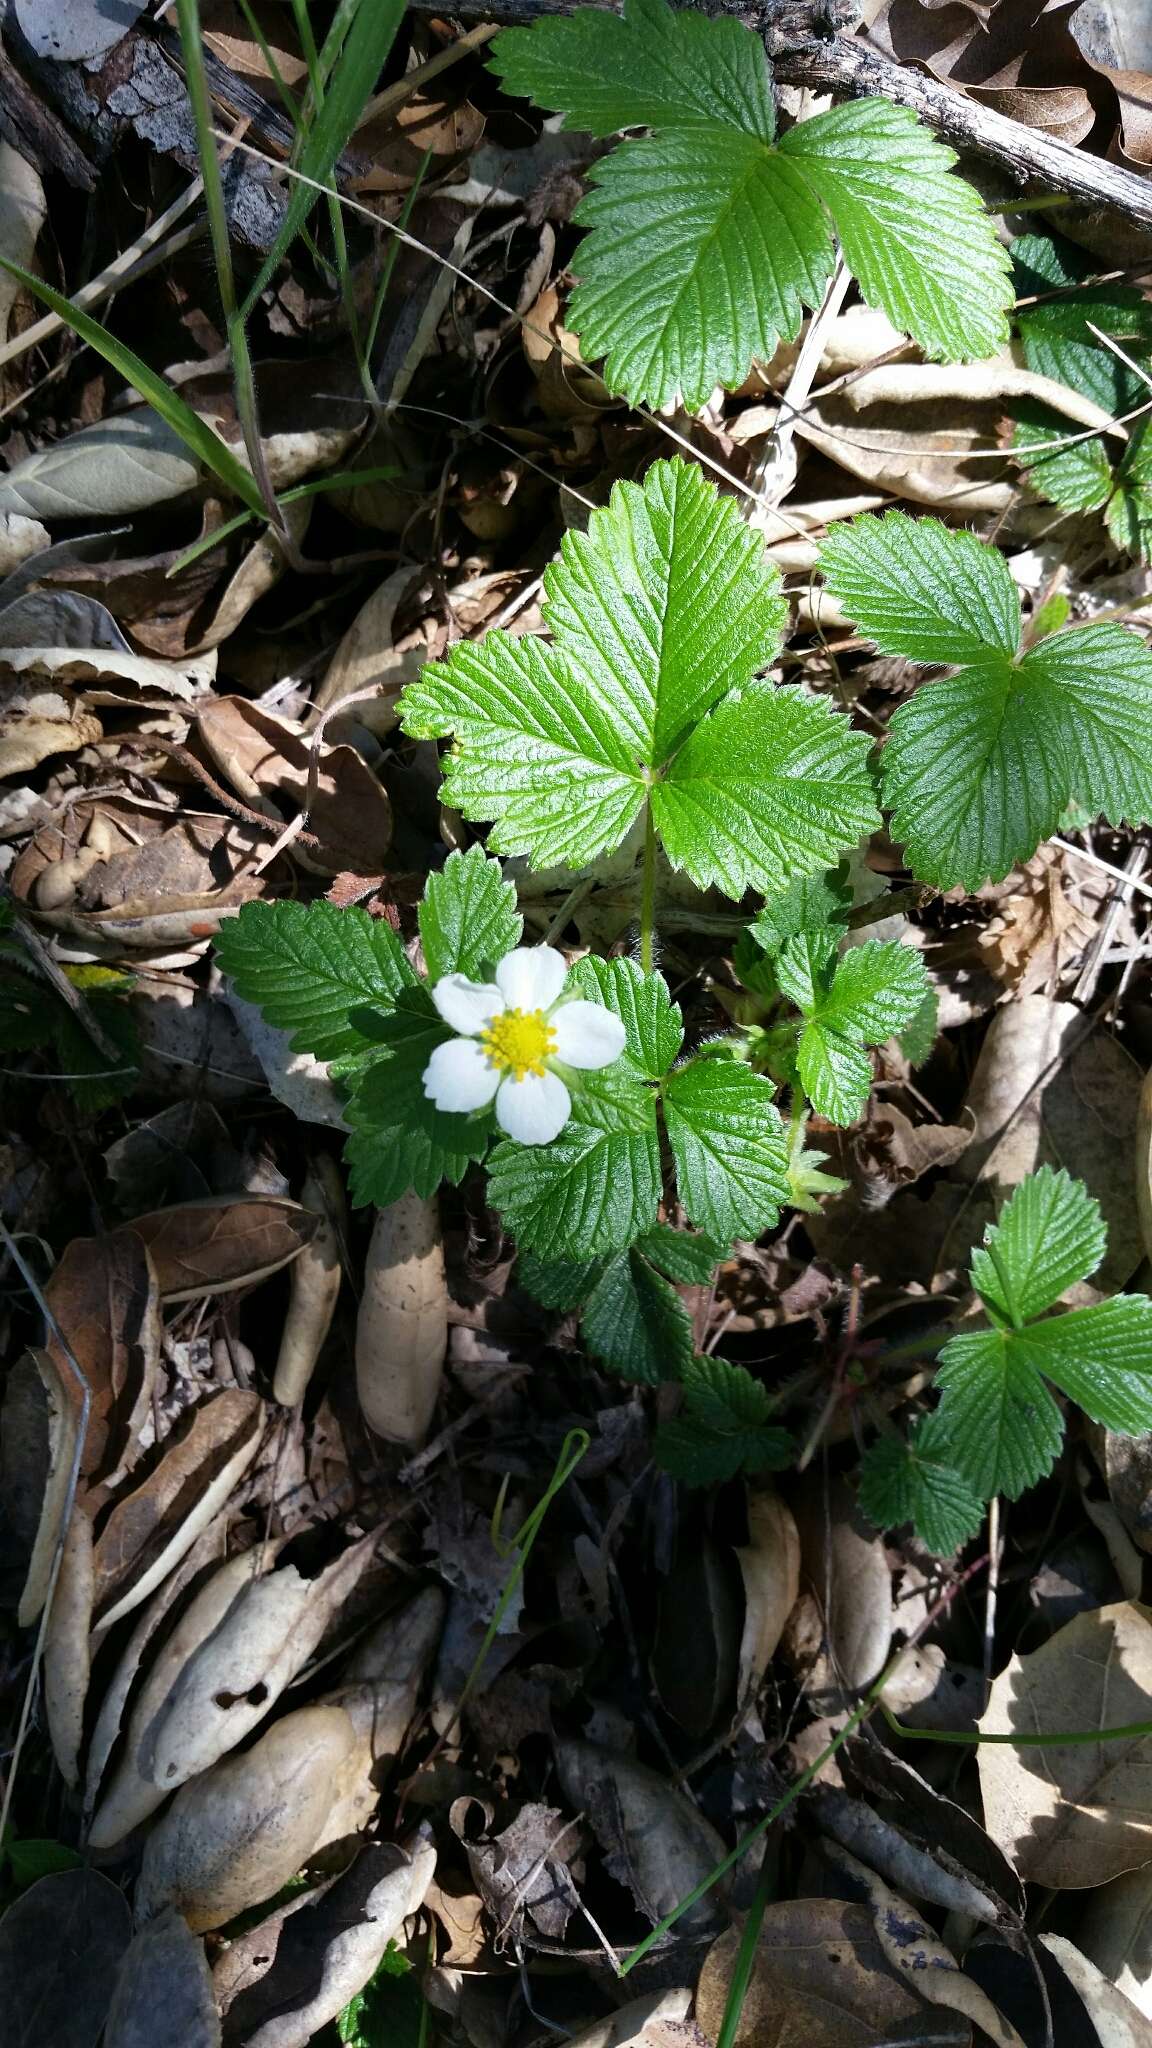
[
  {"x1": 979, "y1": 1600, "x2": 1152, "y2": 1888},
  {"x1": 0, "y1": 679, "x2": 102, "y2": 774},
  {"x1": 43, "y1": 1502, "x2": 94, "y2": 1787},
  {"x1": 313, "y1": 566, "x2": 428, "y2": 738},
  {"x1": 16, "y1": 1345, "x2": 85, "y2": 1627},
  {"x1": 2, "y1": 641, "x2": 216, "y2": 701},
  {"x1": 795, "y1": 1477, "x2": 893, "y2": 1694},
  {"x1": 92, "y1": 1387, "x2": 263, "y2": 1630},
  {"x1": 273, "y1": 1156, "x2": 344, "y2": 1405},
  {"x1": 103, "y1": 1908, "x2": 220, "y2": 2048},
  {"x1": 196, "y1": 695, "x2": 392, "y2": 876},
  {"x1": 0, "y1": 140, "x2": 45, "y2": 345},
  {"x1": 734, "y1": 1488, "x2": 801, "y2": 1709},
  {"x1": 1042, "y1": 1935, "x2": 1152, "y2": 2048},
  {"x1": 13, "y1": 0, "x2": 149, "y2": 63},
  {"x1": 125, "y1": 1195, "x2": 320, "y2": 1301},
  {"x1": 696, "y1": 1900, "x2": 938, "y2": 2048},
  {"x1": 355, "y1": 1193, "x2": 447, "y2": 1445},
  {"x1": 1080, "y1": 1864, "x2": 1152, "y2": 2021},
  {"x1": 0, "y1": 412, "x2": 201, "y2": 520},
  {"x1": 554, "y1": 1738, "x2": 728, "y2": 1936}
]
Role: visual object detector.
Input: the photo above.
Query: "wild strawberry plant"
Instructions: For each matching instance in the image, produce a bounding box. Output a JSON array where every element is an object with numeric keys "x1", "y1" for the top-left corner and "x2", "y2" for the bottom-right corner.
[{"x1": 219, "y1": 0, "x2": 1152, "y2": 1551}]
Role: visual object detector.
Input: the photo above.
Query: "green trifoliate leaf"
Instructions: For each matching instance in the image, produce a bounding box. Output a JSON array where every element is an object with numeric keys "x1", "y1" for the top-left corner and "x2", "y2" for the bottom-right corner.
[
  {"x1": 969, "y1": 1165, "x2": 1106, "y2": 1329},
  {"x1": 750, "y1": 866, "x2": 853, "y2": 957},
  {"x1": 858, "y1": 1416, "x2": 985, "y2": 1557},
  {"x1": 568, "y1": 954, "x2": 684, "y2": 1079},
  {"x1": 418, "y1": 845, "x2": 521, "y2": 982},
  {"x1": 776, "y1": 937, "x2": 930, "y2": 1125},
  {"x1": 216, "y1": 900, "x2": 416, "y2": 1062},
  {"x1": 343, "y1": 989, "x2": 490, "y2": 1206},
  {"x1": 663, "y1": 1059, "x2": 788, "y2": 1241},
  {"x1": 820, "y1": 511, "x2": 1152, "y2": 889},
  {"x1": 1014, "y1": 406, "x2": 1152, "y2": 565},
  {"x1": 491, "y1": 0, "x2": 1010, "y2": 409},
  {"x1": 399, "y1": 461, "x2": 875, "y2": 895},
  {"x1": 655, "y1": 1354, "x2": 793, "y2": 1485}
]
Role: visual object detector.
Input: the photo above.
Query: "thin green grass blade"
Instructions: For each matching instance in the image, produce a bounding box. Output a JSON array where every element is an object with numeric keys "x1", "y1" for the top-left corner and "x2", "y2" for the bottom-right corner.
[
  {"x1": 243, "y1": 0, "x2": 408, "y2": 314},
  {"x1": 167, "y1": 463, "x2": 397, "y2": 575},
  {"x1": 0, "y1": 254, "x2": 266, "y2": 519}
]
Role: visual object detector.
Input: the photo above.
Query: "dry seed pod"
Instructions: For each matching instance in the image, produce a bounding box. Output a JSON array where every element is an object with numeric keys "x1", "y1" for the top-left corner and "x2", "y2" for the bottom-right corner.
[
  {"x1": 273, "y1": 1157, "x2": 344, "y2": 1406},
  {"x1": 355, "y1": 1193, "x2": 447, "y2": 1445}
]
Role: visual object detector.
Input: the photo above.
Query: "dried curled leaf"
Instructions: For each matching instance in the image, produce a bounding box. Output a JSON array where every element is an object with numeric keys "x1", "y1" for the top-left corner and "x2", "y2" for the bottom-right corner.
[{"x1": 355, "y1": 1193, "x2": 447, "y2": 1446}]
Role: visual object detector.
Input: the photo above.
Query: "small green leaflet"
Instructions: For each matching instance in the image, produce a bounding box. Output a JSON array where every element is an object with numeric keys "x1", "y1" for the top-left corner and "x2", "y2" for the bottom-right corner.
[
  {"x1": 490, "y1": 0, "x2": 1011, "y2": 409},
  {"x1": 400, "y1": 459, "x2": 877, "y2": 896},
  {"x1": 521, "y1": 1226, "x2": 723, "y2": 1383},
  {"x1": 343, "y1": 989, "x2": 492, "y2": 1207},
  {"x1": 418, "y1": 844, "x2": 522, "y2": 982},
  {"x1": 655, "y1": 1354, "x2": 793, "y2": 1486},
  {"x1": 663, "y1": 1059, "x2": 789, "y2": 1240},
  {"x1": 858, "y1": 1416, "x2": 985, "y2": 1557},
  {"x1": 819, "y1": 511, "x2": 1152, "y2": 889},
  {"x1": 774, "y1": 937, "x2": 930, "y2": 1125},
  {"x1": 215, "y1": 899, "x2": 416, "y2": 1062},
  {"x1": 1015, "y1": 405, "x2": 1152, "y2": 565},
  {"x1": 934, "y1": 1167, "x2": 1152, "y2": 1501}
]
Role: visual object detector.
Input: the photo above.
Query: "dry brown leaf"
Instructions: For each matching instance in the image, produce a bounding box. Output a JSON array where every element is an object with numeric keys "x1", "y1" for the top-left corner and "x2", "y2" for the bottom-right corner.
[
  {"x1": 16, "y1": 1345, "x2": 87, "y2": 1628},
  {"x1": 196, "y1": 695, "x2": 392, "y2": 876},
  {"x1": 273, "y1": 1157, "x2": 344, "y2": 1405},
  {"x1": 92, "y1": 1388, "x2": 264, "y2": 1631},
  {"x1": 0, "y1": 139, "x2": 45, "y2": 354},
  {"x1": 0, "y1": 411, "x2": 202, "y2": 521},
  {"x1": 103, "y1": 1908, "x2": 220, "y2": 2048},
  {"x1": 43, "y1": 1503, "x2": 95, "y2": 1787},
  {"x1": 979, "y1": 847, "x2": 1099, "y2": 995},
  {"x1": 734, "y1": 1487, "x2": 801, "y2": 1710},
  {"x1": 0, "y1": 675, "x2": 102, "y2": 775},
  {"x1": 1042, "y1": 1934, "x2": 1152, "y2": 2047},
  {"x1": 1079, "y1": 1864, "x2": 1152, "y2": 2020},
  {"x1": 135, "y1": 1701, "x2": 363, "y2": 1932},
  {"x1": 979, "y1": 1600, "x2": 1152, "y2": 1887},
  {"x1": 554, "y1": 1737, "x2": 728, "y2": 1936},
  {"x1": 861, "y1": 0, "x2": 1097, "y2": 143},
  {"x1": 43, "y1": 1228, "x2": 160, "y2": 1490},
  {"x1": 562, "y1": 1992, "x2": 698, "y2": 2048},
  {"x1": 2, "y1": 641, "x2": 216, "y2": 701},
  {"x1": 652, "y1": 1535, "x2": 742, "y2": 1736},
  {"x1": 125, "y1": 1194, "x2": 320, "y2": 1301},
  {"x1": 794, "y1": 1476, "x2": 893, "y2": 1694},
  {"x1": 238, "y1": 1837, "x2": 437, "y2": 2048},
  {"x1": 313, "y1": 565, "x2": 428, "y2": 739},
  {"x1": 141, "y1": 1529, "x2": 379, "y2": 1794},
  {"x1": 0, "y1": 1866, "x2": 133, "y2": 2048},
  {"x1": 84, "y1": 1517, "x2": 232, "y2": 1837},
  {"x1": 822, "y1": 1842, "x2": 1009, "y2": 2043},
  {"x1": 355, "y1": 1193, "x2": 447, "y2": 1445},
  {"x1": 696, "y1": 1899, "x2": 939, "y2": 2048}
]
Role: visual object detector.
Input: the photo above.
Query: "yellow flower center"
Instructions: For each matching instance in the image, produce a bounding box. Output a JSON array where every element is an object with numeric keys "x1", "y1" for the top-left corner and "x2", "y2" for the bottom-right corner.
[{"x1": 480, "y1": 1007, "x2": 557, "y2": 1082}]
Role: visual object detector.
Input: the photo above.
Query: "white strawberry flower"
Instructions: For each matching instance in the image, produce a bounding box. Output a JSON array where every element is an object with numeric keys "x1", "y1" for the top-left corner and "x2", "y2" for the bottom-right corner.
[{"x1": 422, "y1": 944, "x2": 626, "y2": 1146}]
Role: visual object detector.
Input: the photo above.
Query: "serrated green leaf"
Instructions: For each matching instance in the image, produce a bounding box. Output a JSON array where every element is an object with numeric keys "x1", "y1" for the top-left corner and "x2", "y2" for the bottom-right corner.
[
  {"x1": 582, "y1": 1249, "x2": 695, "y2": 1382},
  {"x1": 343, "y1": 990, "x2": 491, "y2": 1206},
  {"x1": 750, "y1": 866, "x2": 853, "y2": 956},
  {"x1": 663, "y1": 1059, "x2": 788, "y2": 1240},
  {"x1": 568, "y1": 954, "x2": 684, "y2": 1080},
  {"x1": 491, "y1": 0, "x2": 1010, "y2": 409},
  {"x1": 216, "y1": 900, "x2": 416, "y2": 1062},
  {"x1": 400, "y1": 459, "x2": 868, "y2": 893},
  {"x1": 488, "y1": 1115, "x2": 662, "y2": 1259},
  {"x1": 898, "y1": 986, "x2": 939, "y2": 1068},
  {"x1": 1015, "y1": 1299, "x2": 1152, "y2": 1436},
  {"x1": 970, "y1": 1165, "x2": 1106, "y2": 1329},
  {"x1": 821, "y1": 512, "x2": 1152, "y2": 888},
  {"x1": 777, "y1": 937, "x2": 929, "y2": 1125},
  {"x1": 858, "y1": 1418, "x2": 985, "y2": 1556},
  {"x1": 51, "y1": 994, "x2": 140, "y2": 1112},
  {"x1": 1013, "y1": 403, "x2": 1114, "y2": 516},
  {"x1": 654, "y1": 682, "x2": 879, "y2": 898},
  {"x1": 934, "y1": 1327, "x2": 1065, "y2": 1499},
  {"x1": 1014, "y1": 230, "x2": 1152, "y2": 414},
  {"x1": 819, "y1": 511, "x2": 1020, "y2": 666},
  {"x1": 418, "y1": 845, "x2": 522, "y2": 982},
  {"x1": 637, "y1": 1222, "x2": 726, "y2": 1285},
  {"x1": 518, "y1": 1252, "x2": 603, "y2": 1311},
  {"x1": 780, "y1": 98, "x2": 1011, "y2": 364},
  {"x1": 655, "y1": 1353, "x2": 793, "y2": 1484}
]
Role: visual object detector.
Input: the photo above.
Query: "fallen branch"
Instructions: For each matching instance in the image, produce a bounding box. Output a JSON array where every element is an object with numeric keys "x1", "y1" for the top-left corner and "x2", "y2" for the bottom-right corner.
[{"x1": 407, "y1": 0, "x2": 1152, "y2": 236}]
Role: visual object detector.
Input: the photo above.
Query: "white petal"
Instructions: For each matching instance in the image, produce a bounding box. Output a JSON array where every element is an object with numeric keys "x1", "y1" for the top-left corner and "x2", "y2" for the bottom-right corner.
[
  {"x1": 495, "y1": 1069, "x2": 571, "y2": 1146},
  {"x1": 551, "y1": 1000, "x2": 627, "y2": 1070},
  {"x1": 495, "y1": 945, "x2": 567, "y2": 1013},
  {"x1": 423, "y1": 1038, "x2": 501, "y2": 1113},
  {"x1": 431, "y1": 973, "x2": 504, "y2": 1038}
]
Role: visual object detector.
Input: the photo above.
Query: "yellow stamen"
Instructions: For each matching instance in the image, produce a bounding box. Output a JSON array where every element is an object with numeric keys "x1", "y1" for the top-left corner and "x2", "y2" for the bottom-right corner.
[{"x1": 480, "y1": 1007, "x2": 556, "y2": 1082}]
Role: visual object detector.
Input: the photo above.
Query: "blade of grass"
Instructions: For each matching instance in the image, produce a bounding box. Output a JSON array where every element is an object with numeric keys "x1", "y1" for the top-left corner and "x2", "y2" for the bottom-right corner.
[
  {"x1": 0, "y1": 254, "x2": 267, "y2": 519},
  {"x1": 167, "y1": 462, "x2": 398, "y2": 575},
  {"x1": 242, "y1": 0, "x2": 407, "y2": 317},
  {"x1": 175, "y1": 0, "x2": 297, "y2": 560},
  {"x1": 285, "y1": 0, "x2": 371, "y2": 400}
]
